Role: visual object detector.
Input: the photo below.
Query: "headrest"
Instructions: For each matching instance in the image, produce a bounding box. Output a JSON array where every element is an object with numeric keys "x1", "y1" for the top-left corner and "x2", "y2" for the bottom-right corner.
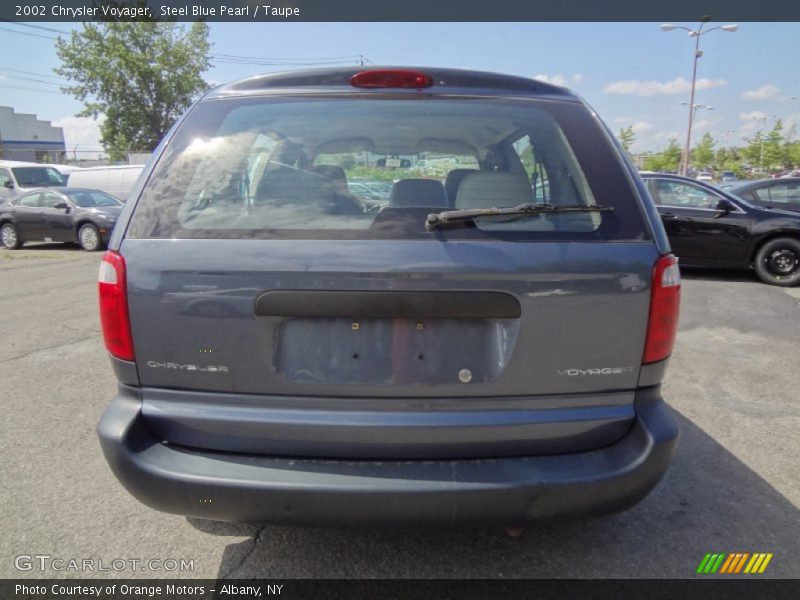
[
  {"x1": 390, "y1": 178, "x2": 448, "y2": 208},
  {"x1": 455, "y1": 172, "x2": 533, "y2": 210},
  {"x1": 444, "y1": 168, "x2": 478, "y2": 203}
]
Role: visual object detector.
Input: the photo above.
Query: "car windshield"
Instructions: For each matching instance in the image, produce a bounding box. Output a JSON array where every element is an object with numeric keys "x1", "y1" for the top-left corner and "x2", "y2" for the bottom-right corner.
[
  {"x1": 12, "y1": 167, "x2": 66, "y2": 187},
  {"x1": 129, "y1": 96, "x2": 647, "y2": 241},
  {"x1": 66, "y1": 190, "x2": 122, "y2": 208}
]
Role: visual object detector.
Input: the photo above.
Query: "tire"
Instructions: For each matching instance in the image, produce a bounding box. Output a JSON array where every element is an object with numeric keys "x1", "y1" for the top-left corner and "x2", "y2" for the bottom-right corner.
[
  {"x1": 0, "y1": 222, "x2": 21, "y2": 249},
  {"x1": 753, "y1": 237, "x2": 800, "y2": 287},
  {"x1": 78, "y1": 223, "x2": 103, "y2": 252}
]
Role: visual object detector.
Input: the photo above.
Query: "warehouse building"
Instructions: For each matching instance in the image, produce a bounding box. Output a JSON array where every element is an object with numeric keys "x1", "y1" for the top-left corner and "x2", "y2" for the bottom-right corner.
[{"x1": 0, "y1": 106, "x2": 66, "y2": 163}]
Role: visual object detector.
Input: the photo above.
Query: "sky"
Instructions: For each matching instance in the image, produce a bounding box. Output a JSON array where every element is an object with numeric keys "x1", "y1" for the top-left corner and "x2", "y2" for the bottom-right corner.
[{"x1": 0, "y1": 21, "x2": 798, "y2": 157}]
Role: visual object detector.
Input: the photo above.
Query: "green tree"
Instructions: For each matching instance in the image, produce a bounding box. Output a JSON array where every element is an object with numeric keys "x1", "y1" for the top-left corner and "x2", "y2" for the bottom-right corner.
[
  {"x1": 643, "y1": 139, "x2": 682, "y2": 172},
  {"x1": 56, "y1": 22, "x2": 211, "y2": 160},
  {"x1": 783, "y1": 124, "x2": 800, "y2": 168},
  {"x1": 691, "y1": 132, "x2": 715, "y2": 169},
  {"x1": 743, "y1": 132, "x2": 765, "y2": 170},
  {"x1": 762, "y1": 120, "x2": 785, "y2": 170},
  {"x1": 617, "y1": 125, "x2": 635, "y2": 153}
]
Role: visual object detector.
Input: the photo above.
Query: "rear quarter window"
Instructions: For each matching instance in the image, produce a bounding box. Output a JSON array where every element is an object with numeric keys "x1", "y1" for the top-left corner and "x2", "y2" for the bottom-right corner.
[{"x1": 128, "y1": 95, "x2": 650, "y2": 242}]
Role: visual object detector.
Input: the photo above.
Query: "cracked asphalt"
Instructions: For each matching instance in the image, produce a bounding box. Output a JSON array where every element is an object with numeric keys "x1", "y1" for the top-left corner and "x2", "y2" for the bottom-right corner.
[{"x1": 1, "y1": 244, "x2": 799, "y2": 579}]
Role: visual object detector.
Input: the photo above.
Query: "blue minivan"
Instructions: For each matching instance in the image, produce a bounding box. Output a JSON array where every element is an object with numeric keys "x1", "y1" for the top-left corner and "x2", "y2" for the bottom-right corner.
[{"x1": 97, "y1": 68, "x2": 680, "y2": 526}]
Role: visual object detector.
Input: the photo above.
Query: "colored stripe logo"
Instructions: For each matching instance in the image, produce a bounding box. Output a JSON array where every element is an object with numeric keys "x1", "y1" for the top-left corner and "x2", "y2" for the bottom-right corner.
[{"x1": 696, "y1": 552, "x2": 773, "y2": 574}]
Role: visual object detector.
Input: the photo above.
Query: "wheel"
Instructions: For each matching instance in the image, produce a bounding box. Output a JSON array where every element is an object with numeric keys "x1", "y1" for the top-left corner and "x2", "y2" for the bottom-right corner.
[
  {"x1": 0, "y1": 222, "x2": 21, "y2": 249},
  {"x1": 753, "y1": 237, "x2": 800, "y2": 287},
  {"x1": 78, "y1": 223, "x2": 102, "y2": 252}
]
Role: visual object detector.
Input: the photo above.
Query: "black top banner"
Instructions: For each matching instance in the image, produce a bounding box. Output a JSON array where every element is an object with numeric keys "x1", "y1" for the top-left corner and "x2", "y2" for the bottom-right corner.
[{"x1": 3, "y1": 0, "x2": 800, "y2": 22}]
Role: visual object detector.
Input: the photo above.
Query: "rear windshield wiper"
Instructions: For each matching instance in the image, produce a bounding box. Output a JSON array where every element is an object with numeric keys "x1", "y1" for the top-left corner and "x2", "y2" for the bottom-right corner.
[{"x1": 426, "y1": 203, "x2": 614, "y2": 229}]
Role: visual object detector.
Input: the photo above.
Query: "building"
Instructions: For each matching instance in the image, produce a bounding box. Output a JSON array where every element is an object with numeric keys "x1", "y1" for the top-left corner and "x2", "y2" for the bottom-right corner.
[{"x1": 0, "y1": 106, "x2": 66, "y2": 163}]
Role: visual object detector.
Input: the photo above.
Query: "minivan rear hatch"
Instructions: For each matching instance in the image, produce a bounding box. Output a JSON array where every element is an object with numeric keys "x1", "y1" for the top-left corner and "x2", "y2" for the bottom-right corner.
[{"x1": 119, "y1": 85, "x2": 657, "y2": 457}]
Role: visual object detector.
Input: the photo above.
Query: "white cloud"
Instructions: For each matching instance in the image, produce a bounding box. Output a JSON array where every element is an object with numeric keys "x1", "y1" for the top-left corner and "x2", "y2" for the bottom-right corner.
[
  {"x1": 603, "y1": 77, "x2": 726, "y2": 96},
  {"x1": 742, "y1": 84, "x2": 786, "y2": 101},
  {"x1": 534, "y1": 74, "x2": 567, "y2": 87},
  {"x1": 739, "y1": 110, "x2": 768, "y2": 122},
  {"x1": 631, "y1": 121, "x2": 654, "y2": 134},
  {"x1": 785, "y1": 113, "x2": 800, "y2": 131},
  {"x1": 650, "y1": 130, "x2": 683, "y2": 142},
  {"x1": 571, "y1": 73, "x2": 584, "y2": 83},
  {"x1": 53, "y1": 115, "x2": 104, "y2": 157},
  {"x1": 692, "y1": 117, "x2": 723, "y2": 132}
]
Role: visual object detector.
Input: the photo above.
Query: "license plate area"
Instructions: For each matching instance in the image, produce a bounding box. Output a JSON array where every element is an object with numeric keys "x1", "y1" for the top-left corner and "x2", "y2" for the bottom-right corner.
[{"x1": 276, "y1": 317, "x2": 518, "y2": 385}]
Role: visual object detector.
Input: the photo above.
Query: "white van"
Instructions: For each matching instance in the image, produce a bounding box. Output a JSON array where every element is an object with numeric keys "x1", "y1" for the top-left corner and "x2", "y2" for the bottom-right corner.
[
  {"x1": 66, "y1": 165, "x2": 144, "y2": 202},
  {"x1": 0, "y1": 160, "x2": 68, "y2": 203}
]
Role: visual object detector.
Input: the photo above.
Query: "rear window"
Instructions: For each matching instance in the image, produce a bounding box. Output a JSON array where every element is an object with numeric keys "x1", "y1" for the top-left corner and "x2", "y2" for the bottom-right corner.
[
  {"x1": 128, "y1": 96, "x2": 648, "y2": 241},
  {"x1": 754, "y1": 183, "x2": 800, "y2": 207}
]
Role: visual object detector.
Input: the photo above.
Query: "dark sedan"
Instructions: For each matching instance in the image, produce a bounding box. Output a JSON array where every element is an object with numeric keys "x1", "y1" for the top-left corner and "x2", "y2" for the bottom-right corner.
[
  {"x1": 640, "y1": 172, "x2": 800, "y2": 286},
  {"x1": 0, "y1": 188, "x2": 122, "y2": 251},
  {"x1": 719, "y1": 177, "x2": 800, "y2": 214}
]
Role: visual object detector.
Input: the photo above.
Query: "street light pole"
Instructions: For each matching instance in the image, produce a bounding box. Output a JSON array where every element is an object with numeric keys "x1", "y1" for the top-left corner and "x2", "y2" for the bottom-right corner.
[
  {"x1": 661, "y1": 18, "x2": 739, "y2": 177},
  {"x1": 679, "y1": 102, "x2": 714, "y2": 168},
  {"x1": 682, "y1": 30, "x2": 702, "y2": 176}
]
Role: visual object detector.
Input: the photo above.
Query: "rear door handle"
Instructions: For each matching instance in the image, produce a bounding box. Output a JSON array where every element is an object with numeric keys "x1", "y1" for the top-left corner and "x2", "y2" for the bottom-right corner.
[{"x1": 661, "y1": 212, "x2": 678, "y2": 219}]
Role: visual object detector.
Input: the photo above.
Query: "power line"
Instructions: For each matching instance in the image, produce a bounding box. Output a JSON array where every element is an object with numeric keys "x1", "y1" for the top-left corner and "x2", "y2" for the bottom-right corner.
[
  {"x1": 0, "y1": 26, "x2": 57, "y2": 40},
  {"x1": 0, "y1": 67, "x2": 66, "y2": 82},
  {"x1": 0, "y1": 21, "x2": 70, "y2": 35},
  {"x1": 0, "y1": 74, "x2": 66, "y2": 87},
  {"x1": 0, "y1": 84, "x2": 64, "y2": 95}
]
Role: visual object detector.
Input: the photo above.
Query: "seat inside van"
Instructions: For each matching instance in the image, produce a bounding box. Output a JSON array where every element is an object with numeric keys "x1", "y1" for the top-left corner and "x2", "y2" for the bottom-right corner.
[{"x1": 390, "y1": 179, "x2": 448, "y2": 208}]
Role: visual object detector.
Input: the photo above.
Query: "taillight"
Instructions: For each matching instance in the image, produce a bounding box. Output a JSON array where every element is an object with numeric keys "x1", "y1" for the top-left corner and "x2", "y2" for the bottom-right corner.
[
  {"x1": 350, "y1": 70, "x2": 434, "y2": 89},
  {"x1": 643, "y1": 254, "x2": 681, "y2": 364},
  {"x1": 98, "y1": 251, "x2": 135, "y2": 361}
]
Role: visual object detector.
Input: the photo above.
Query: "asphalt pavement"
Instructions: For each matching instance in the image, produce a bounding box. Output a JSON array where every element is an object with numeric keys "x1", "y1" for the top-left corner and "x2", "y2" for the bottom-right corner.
[{"x1": 1, "y1": 244, "x2": 798, "y2": 579}]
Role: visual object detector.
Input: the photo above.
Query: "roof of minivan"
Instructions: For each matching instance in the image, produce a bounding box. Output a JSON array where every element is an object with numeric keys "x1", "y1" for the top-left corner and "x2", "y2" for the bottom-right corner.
[{"x1": 207, "y1": 67, "x2": 579, "y2": 102}]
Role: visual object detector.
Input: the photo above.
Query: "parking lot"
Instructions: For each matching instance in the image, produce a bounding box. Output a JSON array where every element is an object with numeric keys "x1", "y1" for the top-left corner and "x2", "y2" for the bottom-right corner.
[{"x1": 1, "y1": 244, "x2": 798, "y2": 579}]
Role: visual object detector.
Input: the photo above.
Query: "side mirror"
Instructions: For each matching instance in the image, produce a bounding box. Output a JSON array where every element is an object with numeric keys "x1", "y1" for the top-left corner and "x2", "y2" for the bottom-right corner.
[
  {"x1": 3, "y1": 180, "x2": 14, "y2": 189},
  {"x1": 53, "y1": 202, "x2": 69, "y2": 210},
  {"x1": 714, "y1": 198, "x2": 736, "y2": 217}
]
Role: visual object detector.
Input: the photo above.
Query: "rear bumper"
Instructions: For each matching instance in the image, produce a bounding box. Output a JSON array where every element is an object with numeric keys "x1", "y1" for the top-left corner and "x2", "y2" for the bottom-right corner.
[{"x1": 97, "y1": 386, "x2": 678, "y2": 526}]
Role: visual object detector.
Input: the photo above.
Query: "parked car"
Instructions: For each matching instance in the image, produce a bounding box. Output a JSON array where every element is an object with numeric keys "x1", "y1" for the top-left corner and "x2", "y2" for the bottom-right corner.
[
  {"x1": 0, "y1": 160, "x2": 67, "y2": 203},
  {"x1": 0, "y1": 187, "x2": 122, "y2": 251},
  {"x1": 719, "y1": 171, "x2": 737, "y2": 183},
  {"x1": 97, "y1": 67, "x2": 680, "y2": 527},
  {"x1": 696, "y1": 171, "x2": 714, "y2": 183},
  {"x1": 66, "y1": 165, "x2": 144, "y2": 202},
  {"x1": 640, "y1": 172, "x2": 800, "y2": 286},
  {"x1": 721, "y1": 178, "x2": 800, "y2": 214}
]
